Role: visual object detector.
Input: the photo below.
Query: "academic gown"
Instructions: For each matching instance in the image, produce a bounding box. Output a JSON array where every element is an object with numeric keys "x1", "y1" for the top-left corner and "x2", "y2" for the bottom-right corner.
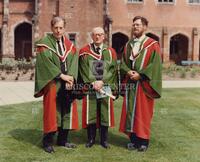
[
  {"x1": 119, "y1": 36, "x2": 162, "y2": 139},
  {"x1": 79, "y1": 43, "x2": 118, "y2": 128},
  {"x1": 34, "y1": 34, "x2": 79, "y2": 133}
]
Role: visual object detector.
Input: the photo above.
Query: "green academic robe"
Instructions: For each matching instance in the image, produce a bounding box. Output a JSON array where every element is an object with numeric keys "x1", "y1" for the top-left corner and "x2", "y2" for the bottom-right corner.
[
  {"x1": 79, "y1": 43, "x2": 118, "y2": 128},
  {"x1": 34, "y1": 33, "x2": 79, "y2": 130},
  {"x1": 119, "y1": 36, "x2": 162, "y2": 139}
]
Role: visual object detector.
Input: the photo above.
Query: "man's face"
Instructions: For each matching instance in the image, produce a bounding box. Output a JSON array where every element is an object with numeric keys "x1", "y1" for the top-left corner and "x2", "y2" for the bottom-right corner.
[
  {"x1": 51, "y1": 20, "x2": 65, "y2": 40},
  {"x1": 132, "y1": 19, "x2": 147, "y2": 38},
  {"x1": 92, "y1": 32, "x2": 105, "y2": 46}
]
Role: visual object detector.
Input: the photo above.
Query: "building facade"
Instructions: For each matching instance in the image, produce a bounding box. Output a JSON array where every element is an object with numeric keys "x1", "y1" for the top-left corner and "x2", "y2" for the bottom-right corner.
[
  {"x1": 0, "y1": 0, "x2": 105, "y2": 61},
  {"x1": 0, "y1": 0, "x2": 200, "y2": 65},
  {"x1": 110, "y1": 0, "x2": 200, "y2": 64}
]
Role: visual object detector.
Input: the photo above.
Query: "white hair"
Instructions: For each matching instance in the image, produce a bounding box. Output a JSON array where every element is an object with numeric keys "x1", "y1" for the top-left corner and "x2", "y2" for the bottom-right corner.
[{"x1": 92, "y1": 27, "x2": 105, "y2": 34}]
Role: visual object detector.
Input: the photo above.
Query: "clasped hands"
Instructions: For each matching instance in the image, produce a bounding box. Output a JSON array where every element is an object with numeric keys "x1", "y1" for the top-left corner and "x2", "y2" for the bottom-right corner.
[
  {"x1": 127, "y1": 70, "x2": 141, "y2": 81},
  {"x1": 92, "y1": 80, "x2": 104, "y2": 92},
  {"x1": 60, "y1": 74, "x2": 74, "y2": 90}
]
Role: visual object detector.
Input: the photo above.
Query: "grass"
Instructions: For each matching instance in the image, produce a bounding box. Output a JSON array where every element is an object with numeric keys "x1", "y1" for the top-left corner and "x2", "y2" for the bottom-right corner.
[{"x1": 0, "y1": 88, "x2": 200, "y2": 162}]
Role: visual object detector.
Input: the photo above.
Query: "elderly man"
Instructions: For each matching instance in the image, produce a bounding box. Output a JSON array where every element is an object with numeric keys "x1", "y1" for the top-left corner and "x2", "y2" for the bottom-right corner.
[
  {"x1": 119, "y1": 16, "x2": 162, "y2": 152},
  {"x1": 79, "y1": 27, "x2": 118, "y2": 149},
  {"x1": 34, "y1": 16, "x2": 79, "y2": 153}
]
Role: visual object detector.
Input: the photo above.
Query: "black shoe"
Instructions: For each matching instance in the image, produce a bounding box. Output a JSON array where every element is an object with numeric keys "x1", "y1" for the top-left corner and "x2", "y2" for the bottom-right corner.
[
  {"x1": 137, "y1": 145, "x2": 148, "y2": 152},
  {"x1": 85, "y1": 140, "x2": 95, "y2": 148},
  {"x1": 100, "y1": 141, "x2": 110, "y2": 149},
  {"x1": 43, "y1": 146, "x2": 55, "y2": 153},
  {"x1": 64, "y1": 142, "x2": 77, "y2": 149},
  {"x1": 57, "y1": 142, "x2": 77, "y2": 149},
  {"x1": 127, "y1": 143, "x2": 137, "y2": 150}
]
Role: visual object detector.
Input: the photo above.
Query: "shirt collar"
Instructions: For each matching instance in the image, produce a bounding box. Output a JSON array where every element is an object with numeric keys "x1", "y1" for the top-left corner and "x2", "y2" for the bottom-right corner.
[
  {"x1": 134, "y1": 34, "x2": 146, "y2": 42},
  {"x1": 93, "y1": 43, "x2": 103, "y2": 51}
]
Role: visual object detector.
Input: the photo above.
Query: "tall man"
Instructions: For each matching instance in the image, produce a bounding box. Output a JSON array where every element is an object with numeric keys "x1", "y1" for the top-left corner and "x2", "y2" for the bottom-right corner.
[
  {"x1": 34, "y1": 16, "x2": 79, "y2": 153},
  {"x1": 119, "y1": 16, "x2": 162, "y2": 152},
  {"x1": 79, "y1": 27, "x2": 118, "y2": 149}
]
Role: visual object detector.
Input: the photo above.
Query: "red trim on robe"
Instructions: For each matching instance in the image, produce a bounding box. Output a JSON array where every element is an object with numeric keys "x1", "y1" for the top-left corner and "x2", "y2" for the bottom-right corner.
[
  {"x1": 142, "y1": 81, "x2": 159, "y2": 98},
  {"x1": 119, "y1": 37, "x2": 159, "y2": 139},
  {"x1": 142, "y1": 38, "x2": 155, "y2": 48},
  {"x1": 63, "y1": 36, "x2": 76, "y2": 55},
  {"x1": 71, "y1": 100, "x2": 79, "y2": 129},
  {"x1": 133, "y1": 85, "x2": 154, "y2": 139},
  {"x1": 79, "y1": 44, "x2": 101, "y2": 60},
  {"x1": 108, "y1": 47, "x2": 117, "y2": 60},
  {"x1": 81, "y1": 95, "x2": 115, "y2": 128},
  {"x1": 43, "y1": 81, "x2": 57, "y2": 133},
  {"x1": 119, "y1": 96, "x2": 127, "y2": 132},
  {"x1": 60, "y1": 37, "x2": 76, "y2": 62},
  {"x1": 36, "y1": 46, "x2": 47, "y2": 54},
  {"x1": 142, "y1": 42, "x2": 160, "y2": 98}
]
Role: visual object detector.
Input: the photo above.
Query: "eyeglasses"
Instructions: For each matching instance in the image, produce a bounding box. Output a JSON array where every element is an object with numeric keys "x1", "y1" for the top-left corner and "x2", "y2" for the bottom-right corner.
[
  {"x1": 93, "y1": 33, "x2": 104, "y2": 37},
  {"x1": 132, "y1": 23, "x2": 143, "y2": 27}
]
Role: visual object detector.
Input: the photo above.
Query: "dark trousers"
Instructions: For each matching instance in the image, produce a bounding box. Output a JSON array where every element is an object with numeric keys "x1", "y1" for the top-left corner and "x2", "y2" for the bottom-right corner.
[
  {"x1": 87, "y1": 124, "x2": 108, "y2": 143},
  {"x1": 42, "y1": 132, "x2": 56, "y2": 147},
  {"x1": 86, "y1": 98, "x2": 109, "y2": 143},
  {"x1": 43, "y1": 81, "x2": 71, "y2": 147},
  {"x1": 130, "y1": 133, "x2": 149, "y2": 147},
  {"x1": 42, "y1": 128, "x2": 69, "y2": 147}
]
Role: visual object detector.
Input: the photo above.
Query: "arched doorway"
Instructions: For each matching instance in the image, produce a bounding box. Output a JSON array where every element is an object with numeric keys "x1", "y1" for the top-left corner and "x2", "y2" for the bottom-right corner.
[
  {"x1": 112, "y1": 32, "x2": 129, "y2": 59},
  {"x1": 170, "y1": 34, "x2": 188, "y2": 65},
  {"x1": 14, "y1": 22, "x2": 32, "y2": 60},
  {"x1": 0, "y1": 28, "x2": 2, "y2": 61},
  {"x1": 199, "y1": 40, "x2": 200, "y2": 60},
  {"x1": 146, "y1": 33, "x2": 159, "y2": 42}
]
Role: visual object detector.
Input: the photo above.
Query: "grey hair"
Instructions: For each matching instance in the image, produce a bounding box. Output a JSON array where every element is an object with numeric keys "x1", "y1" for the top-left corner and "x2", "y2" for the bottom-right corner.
[
  {"x1": 91, "y1": 27, "x2": 105, "y2": 34},
  {"x1": 51, "y1": 16, "x2": 66, "y2": 27}
]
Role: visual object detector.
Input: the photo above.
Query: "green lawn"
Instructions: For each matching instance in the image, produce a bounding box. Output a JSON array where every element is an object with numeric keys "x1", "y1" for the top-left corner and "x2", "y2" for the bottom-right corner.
[{"x1": 0, "y1": 88, "x2": 200, "y2": 162}]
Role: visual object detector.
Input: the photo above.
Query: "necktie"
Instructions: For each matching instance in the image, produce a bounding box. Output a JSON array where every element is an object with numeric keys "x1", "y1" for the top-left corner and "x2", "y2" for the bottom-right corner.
[
  {"x1": 57, "y1": 40, "x2": 67, "y2": 73},
  {"x1": 93, "y1": 47, "x2": 103, "y2": 80},
  {"x1": 57, "y1": 40, "x2": 63, "y2": 56},
  {"x1": 96, "y1": 47, "x2": 101, "y2": 54}
]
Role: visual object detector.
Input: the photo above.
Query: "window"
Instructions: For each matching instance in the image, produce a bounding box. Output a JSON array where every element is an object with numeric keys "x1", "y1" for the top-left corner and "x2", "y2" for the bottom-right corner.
[
  {"x1": 127, "y1": 0, "x2": 143, "y2": 3},
  {"x1": 68, "y1": 33, "x2": 76, "y2": 45},
  {"x1": 158, "y1": 0, "x2": 174, "y2": 3},
  {"x1": 188, "y1": 0, "x2": 200, "y2": 3}
]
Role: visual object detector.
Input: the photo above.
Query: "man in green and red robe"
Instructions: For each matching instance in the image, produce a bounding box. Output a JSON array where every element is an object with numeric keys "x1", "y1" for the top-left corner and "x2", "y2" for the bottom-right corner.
[
  {"x1": 79, "y1": 27, "x2": 118, "y2": 149},
  {"x1": 34, "y1": 17, "x2": 79, "y2": 153},
  {"x1": 119, "y1": 16, "x2": 162, "y2": 152}
]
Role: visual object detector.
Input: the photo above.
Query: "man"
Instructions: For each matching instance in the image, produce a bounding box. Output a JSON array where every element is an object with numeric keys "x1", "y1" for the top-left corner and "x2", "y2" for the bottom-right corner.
[
  {"x1": 119, "y1": 16, "x2": 162, "y2": 152},
  {"x1": 34, "y1": 16, "x2": 79, "y2": 153},
  {"x1": 79, "y1": 27, "x2": 118, "y2": 149}
]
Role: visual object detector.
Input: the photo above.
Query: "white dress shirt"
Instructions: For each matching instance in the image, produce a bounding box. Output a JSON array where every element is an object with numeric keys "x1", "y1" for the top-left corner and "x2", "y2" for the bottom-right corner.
[
  {"x1": 130, "y1": 35, "x2": 146, "y2": 69},
  {"x1": 94, "y1": 44, "x2": 103, "y2": 54}
]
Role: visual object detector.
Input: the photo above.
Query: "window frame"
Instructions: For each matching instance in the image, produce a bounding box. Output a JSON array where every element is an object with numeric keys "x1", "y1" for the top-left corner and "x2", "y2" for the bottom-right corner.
[
  {"x1": 188, "y1": 0, "x2": 200, "y2": 5},
  {"x1": 67, "y1": 32, "x2": 78, "y2": 45},
  {"x1": 127, "y1": 0, "x2": 144, "y2": 4},
  {"x1": 157, "y1": 0, "x2": 175, "y2": 5}
]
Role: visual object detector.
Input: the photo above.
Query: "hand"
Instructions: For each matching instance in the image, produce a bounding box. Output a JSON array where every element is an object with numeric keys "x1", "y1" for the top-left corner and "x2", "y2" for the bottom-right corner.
[
  {"x1": 92, "y1": 80, "x2": 104, "y2": 91},
  {"x1": 65, "y1": 82, "x2": 73, "y2": 90},
  {"x1": 60, "y1": 74, "x2": 74, "y2": 84},
  {"x1": 127, "y1": 70, "x2": 135, "y2": 78},
  {"x1": 130, "y1": 71, "x2": 141, "y2": 81}
]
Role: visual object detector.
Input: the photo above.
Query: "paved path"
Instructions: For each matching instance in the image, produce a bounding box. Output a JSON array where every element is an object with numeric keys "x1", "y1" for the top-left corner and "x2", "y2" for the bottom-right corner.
[
  {"x1": 0, "y1": 80, "x2": 200, "y2": 106},
  {"x1": 0, "y1": 81, "x2": 41, "y2": 106}
]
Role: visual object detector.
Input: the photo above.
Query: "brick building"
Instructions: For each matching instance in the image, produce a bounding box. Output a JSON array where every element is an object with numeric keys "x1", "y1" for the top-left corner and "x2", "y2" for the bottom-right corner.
[
  {"x1": 0, "y1": 0, "x2": 200, "y2": 65},
  {"x1": 0, "y1": 0, "x2": 105, "y2": 61}
]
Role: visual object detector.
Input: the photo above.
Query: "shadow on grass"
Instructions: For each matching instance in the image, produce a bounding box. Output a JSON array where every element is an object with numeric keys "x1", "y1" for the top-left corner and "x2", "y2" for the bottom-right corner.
[
  {"x1": 9, "y1": 128, "x2": 128, "y2": 149},
  {"x1": 9, "y1": 128, "x2": 88, "y2": 147},
  {"x1": 109, "y1": 131, "x2": 128, "y2": 148},
  {"x1": 9, "y1": 129, "x2": 42, "y2": 148},
  {"x1": 71, "y1": 128, "x2": 128, "y2": 148}
]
